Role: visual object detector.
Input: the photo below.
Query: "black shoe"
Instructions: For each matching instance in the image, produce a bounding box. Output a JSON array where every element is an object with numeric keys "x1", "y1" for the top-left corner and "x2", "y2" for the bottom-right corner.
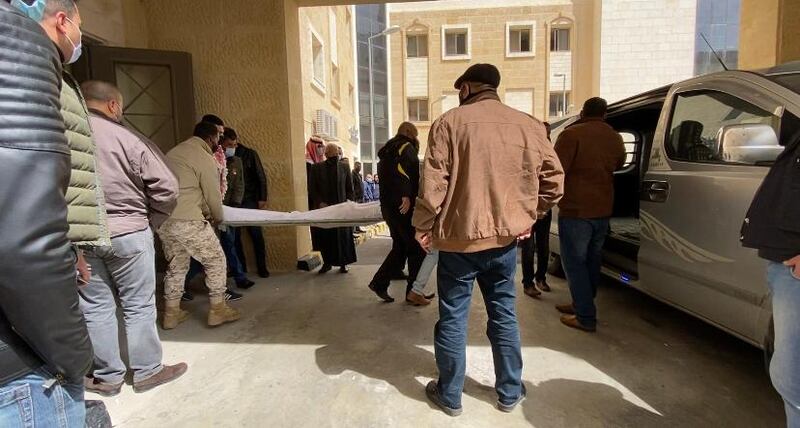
[
  {"x1": 225, "y1": 289, "x2": 243, "y2": 301},
  {"x1": 536, "y1": 279, "x2": 551, "y2": 292},
  {"x1": 258, "y1": 269, "x2": 270, "y2": 279},
  {"x1": 497, "y1": 384, "x2": 527, "y2": 413},
  {"x1": 319, "y1": 264, "x2": 332, "y2": 275},
  {"x1": 425, "y1": 381, "x2": 462, "y2": 417},
  {"x1": 236, "y1": 279, "x2": 255, "y2": 289},
  {"x1": 181, "y1": 292, "x2": 194, "y2": 302},
  {"x1": 339, "y1": 266, "x2": 349, "y2": 274},
  {"x1": 368, "y1": 283, "x2": 395, "y2": 303}
]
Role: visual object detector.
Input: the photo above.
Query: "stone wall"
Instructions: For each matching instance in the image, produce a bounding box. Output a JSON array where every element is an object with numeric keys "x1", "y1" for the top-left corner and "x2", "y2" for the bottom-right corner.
[{"x1": 139, "y1": 0, "x2": 310, "y2": 271}]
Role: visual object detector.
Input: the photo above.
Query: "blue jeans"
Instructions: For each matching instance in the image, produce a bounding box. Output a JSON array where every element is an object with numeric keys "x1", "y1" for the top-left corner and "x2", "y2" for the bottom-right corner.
[
  {"x1": 558, "y1": 217, "x2": 610, "y2": 329},
  {"x1": 79, "y1": 228, "x2": 163, "y2": 384},
  {"x1": 220, "y1": 227, "x2": 246, "y2": 283},
  {"x1": 0, "y1": 367, "x2": 85, "y2": 428},
  {"x1": 435, "y1": 243, "x2": 523, "y2": 409},
  {"x1": 411, "y1": 250, "x2": 439, "y2": 296},
  {"x1": 768, "y1": 261, "x2": 800, "y2": 428}
]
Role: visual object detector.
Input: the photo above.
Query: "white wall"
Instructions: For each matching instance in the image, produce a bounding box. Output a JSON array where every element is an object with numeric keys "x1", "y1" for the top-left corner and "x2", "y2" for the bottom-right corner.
[{"x1": 600, "y1": 0, "x2": 697, "y2": 103}]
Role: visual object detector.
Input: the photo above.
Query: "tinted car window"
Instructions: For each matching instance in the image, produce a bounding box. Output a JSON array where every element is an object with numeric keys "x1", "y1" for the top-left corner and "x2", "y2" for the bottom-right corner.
[
  {"x1": 767, "y1": 73, "x2": 800, "y2": 93},
  {"x1": 666, "y1": 91, "x2": 782, "y2": 165}
]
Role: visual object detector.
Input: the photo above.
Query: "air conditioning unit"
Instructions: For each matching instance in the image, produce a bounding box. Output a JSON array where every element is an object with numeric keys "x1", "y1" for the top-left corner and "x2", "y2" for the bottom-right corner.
[{"x1": 314, "y1": 109, "x2": 339, "y2": 141}]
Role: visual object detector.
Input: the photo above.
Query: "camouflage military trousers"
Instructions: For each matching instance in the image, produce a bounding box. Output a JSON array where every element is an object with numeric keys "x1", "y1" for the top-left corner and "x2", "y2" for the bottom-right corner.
[{"x1": 158, "y1": 219, "x2": 226, "y2": 302}]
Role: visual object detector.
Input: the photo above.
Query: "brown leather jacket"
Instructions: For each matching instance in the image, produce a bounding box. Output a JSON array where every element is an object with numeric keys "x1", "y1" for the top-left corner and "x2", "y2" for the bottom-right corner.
[
  {"x1": 554, "y1": 117, "x2": 626, "y2": 219},
  {"x1": 412, "y1": 88, "x2": 565, "y2": 253}
]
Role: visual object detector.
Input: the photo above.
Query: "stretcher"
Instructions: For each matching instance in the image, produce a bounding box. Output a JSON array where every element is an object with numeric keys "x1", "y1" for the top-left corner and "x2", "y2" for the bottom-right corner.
[{"x1": 222, "y1": 201, "x2": 384, "y2": 229}]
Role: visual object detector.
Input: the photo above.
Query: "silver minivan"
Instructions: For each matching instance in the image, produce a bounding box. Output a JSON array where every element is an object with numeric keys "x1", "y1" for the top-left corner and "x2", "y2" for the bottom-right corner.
[{"x1": 548, "y1": 62, "x2": 800, "y2": 350}]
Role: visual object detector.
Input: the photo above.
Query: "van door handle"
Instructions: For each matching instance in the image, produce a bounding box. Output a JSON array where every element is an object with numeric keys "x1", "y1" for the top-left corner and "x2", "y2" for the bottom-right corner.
[{"x1": 642, "y1": 180, "x2": 670, "y2": 203}]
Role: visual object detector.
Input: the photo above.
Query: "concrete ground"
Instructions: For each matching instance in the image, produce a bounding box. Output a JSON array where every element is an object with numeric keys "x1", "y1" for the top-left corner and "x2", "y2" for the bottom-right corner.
[{"x1": 93, "y1": 235, "x2": 784, "y2": 427}]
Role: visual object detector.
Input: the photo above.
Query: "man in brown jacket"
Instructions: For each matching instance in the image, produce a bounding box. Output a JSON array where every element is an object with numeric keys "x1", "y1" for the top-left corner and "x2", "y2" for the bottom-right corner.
[
  {"x1": 413, "y1": 64, "x2": 564, "y2": 416},
  {"x1": 554, "y1": 97, "x2": 626, "y2": 333}
]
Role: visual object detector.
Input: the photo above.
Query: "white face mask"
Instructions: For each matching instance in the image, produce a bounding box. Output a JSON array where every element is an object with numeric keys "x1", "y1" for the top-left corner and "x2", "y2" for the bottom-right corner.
[
  {"x1": 63, "y1": 17, "x2": 83, "y2": 65},
  {"x1": 225, "y1": 148, "x2": 236, "y2": 158}
]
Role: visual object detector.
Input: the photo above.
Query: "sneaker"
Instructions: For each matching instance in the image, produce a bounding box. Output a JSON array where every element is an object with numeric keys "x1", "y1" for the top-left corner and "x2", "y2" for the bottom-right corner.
[
  {"x1": 497, "y1": 384, "x2": 527, "y2": 413},
  {"x1": 83, "y1": 377, "x2": 123, "y2": 397},
  {"x1": 225, "y1": 289, "x2": 243, "y2": 301},
  {"x1": 181, "y1": 291, "x2": 194, "y2": 302},
  {"x1": 425, "y1": 381, "x2": 462, "y2": 417},
  {"x1": 236, "y1": 279, "x2": 255, "y2": 289},
  {"x1": 133, "y1": 363, "x2": 188, "y2": 393}
]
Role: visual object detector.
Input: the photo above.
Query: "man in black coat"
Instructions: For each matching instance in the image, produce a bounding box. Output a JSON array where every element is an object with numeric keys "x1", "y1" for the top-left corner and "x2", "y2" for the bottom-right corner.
[
  {"x1": 0, "y1": 1, "x2": 92, "y2": 424},
  {"x1": 368, "y1": 122, "x2": 428, "y2": 303},
  {"x1": 309, "y1": 143, "x2": 357, "y2": 273},
  {"x1": 352, "y1": 161, "x2": 365, "y2": 203},
  {"x1": 235, "y1": 139, "x2": 271, "y2": 278},
  {"x1": 742, "y1": 123, "x2": 800, "y2": 427}
]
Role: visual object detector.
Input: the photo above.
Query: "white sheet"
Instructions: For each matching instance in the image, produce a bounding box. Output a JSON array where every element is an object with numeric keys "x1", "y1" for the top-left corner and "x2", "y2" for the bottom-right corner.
[{"x1": 222, "y1": 201, "x2": 384, "y2": 228}]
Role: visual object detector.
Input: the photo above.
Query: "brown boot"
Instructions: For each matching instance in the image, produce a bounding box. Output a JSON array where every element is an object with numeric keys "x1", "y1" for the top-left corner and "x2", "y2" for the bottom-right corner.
[
  {"x1": 560, "y1": 314, "x2": 596, "y2": 332},
  {"x1": 524, "y1": 286, "x2": 542, "y2": 299},
  {"x1": 555, "y1": 302, "x2": 576, "y2": 315},
  {"x1": 162, "y1": 301, "x2": 189, "y2": 330},
  {"x1": 208, "y1": 301, "x2": 241, "y2": 326},
  {"x1": 406, "y1": 291, "x2": 432, "y2": 306},
  {"x1": 133, "y1": 363, "x2": 188, "y2": 393}
]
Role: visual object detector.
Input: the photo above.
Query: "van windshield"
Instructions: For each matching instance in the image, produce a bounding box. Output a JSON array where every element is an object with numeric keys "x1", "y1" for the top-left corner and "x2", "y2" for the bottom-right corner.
[{"x1": 767, "y1": 73, "x2": 800, "y2": 93}]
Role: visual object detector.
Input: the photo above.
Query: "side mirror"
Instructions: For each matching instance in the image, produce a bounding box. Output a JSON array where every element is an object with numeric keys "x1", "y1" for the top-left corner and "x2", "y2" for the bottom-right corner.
[{"x1": 719, "y1": 124, "x2": 782, "y2": 165}]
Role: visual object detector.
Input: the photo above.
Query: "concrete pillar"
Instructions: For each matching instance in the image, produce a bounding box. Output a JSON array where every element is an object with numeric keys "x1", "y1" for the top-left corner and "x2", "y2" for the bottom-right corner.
[
  {"x1": 140, "y1": 0, "x2": 312, "y2": 271},
  {"x1": 739, "y1": 0, "x2": 800, "y2": 69}
]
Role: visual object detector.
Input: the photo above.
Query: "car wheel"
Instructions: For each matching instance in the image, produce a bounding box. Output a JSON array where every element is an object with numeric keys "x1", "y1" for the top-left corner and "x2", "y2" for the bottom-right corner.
[
  {"x1": 548, "y1": 254, "x2": 566, "y2": 278},
  {"x1": 764, "y1": 317, "x2": 774, "y2": 374}
]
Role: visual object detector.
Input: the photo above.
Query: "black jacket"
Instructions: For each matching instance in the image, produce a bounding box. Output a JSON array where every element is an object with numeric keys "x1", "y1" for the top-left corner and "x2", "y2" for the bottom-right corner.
[
  {"x1": 741, "y1": 130, "x2": 800, "y2": 262},
  {"x1": 352, "y1": 171, "x2": 364, "y2": 203},
  {"x1": 0, "y1": 2, "x2": 92, "y2": 385},
  {"x1": 377, "y1": 135, "x2": 420, "y2": 209},
  {"x1": 235, "y1": 144, "x2": 268, "y2": 203},
  {"x1": 309, "y1": 157, "x2": 354, "y2": 209}
]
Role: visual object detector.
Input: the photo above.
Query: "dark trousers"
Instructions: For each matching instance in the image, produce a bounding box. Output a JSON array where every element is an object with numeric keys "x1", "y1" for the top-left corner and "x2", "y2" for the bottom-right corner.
[
  {"x1": 520, "y1": 211, "x2": 552, "y2": 285},
  {"x1": 221, "y1": 227, "x2": 246, "y2": 282},
  {"x1": 235, "y1": 200, "x2": 269, "y2": 275},
  {"x1": 558, "y1": 217, "x2": 609, "y2": 329},
  {"x1": 435, "y1": 243, "x2": 523, "y2": 409},
  {"x1": 370, "y1": 209, "x2": 425, "y2": 295}
]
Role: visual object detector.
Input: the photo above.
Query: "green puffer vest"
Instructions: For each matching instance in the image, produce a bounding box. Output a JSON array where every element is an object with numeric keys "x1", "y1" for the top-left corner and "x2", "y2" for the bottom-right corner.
[{"x1": 60, "y1": 72, "x2": 110, "y2": 247}]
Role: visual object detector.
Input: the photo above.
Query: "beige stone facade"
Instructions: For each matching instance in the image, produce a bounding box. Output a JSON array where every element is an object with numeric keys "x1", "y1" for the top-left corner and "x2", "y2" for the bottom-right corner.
[
  {"x1": 388, "y1": 0, "x2": 600, "y2": 153},
  {"x1": 39, "y1": 0, "x2": 800, "y2": 271},
  {"x1": 299, "y1": 6, "x2": 360, "y2": 160}
]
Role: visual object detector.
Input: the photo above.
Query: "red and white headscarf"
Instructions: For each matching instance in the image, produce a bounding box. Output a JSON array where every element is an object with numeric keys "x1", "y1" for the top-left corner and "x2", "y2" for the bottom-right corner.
[{"x1": 305, "y1": 136, "x2": 325, "y2": 165}]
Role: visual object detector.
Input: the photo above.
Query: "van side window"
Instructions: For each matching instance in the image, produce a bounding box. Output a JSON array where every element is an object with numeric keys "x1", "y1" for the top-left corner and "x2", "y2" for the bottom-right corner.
[
  {"x1": 619, "y1": 131, "x2": 638, "y2": 169},
  {"x1": 666, "y1": 91, "x2": 782, "y2": 165}
]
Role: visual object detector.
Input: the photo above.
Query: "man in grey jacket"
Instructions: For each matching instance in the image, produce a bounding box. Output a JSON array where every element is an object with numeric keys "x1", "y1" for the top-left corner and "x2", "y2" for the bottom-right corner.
[
  {"x1": 79, "y1": 81, "x2": 188, "y2": 396},
  {"x1": 0, "y1": 0, "x2": 91, "y2": 425}
]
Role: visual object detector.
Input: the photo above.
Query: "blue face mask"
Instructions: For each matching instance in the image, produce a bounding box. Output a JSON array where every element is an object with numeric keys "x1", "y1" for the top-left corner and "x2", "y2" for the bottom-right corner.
[
  {"x1": 11, "y1": 0, "x2": 47, "y2": 23},
  {"x1": 225, "y1": 148, "x2": 236, "y2": 158},
  {"x1": 63, "y1": 17, "x2": 82, "y2": 65}
]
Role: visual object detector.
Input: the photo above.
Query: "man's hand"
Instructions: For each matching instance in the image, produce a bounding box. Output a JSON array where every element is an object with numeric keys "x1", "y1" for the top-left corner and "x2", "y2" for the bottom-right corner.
[
  {"x1": 399, "y1": 197, "x2": 411, "y2": 215},
  {"x1": 76, "y1": 250, "x2": 91, "y2": 286},
  {"x1": 258, "y1": 201, "x2": 268, "y2": 210},
  {"x1": 785, "y1": 255, "x2": 800, "y2": 278},
  {"x1": 517, "y1": 227, "x2": 532, "y2": 241},
  {"x1": 416, "y1": 231, "x2": 432, "y2": 253}
]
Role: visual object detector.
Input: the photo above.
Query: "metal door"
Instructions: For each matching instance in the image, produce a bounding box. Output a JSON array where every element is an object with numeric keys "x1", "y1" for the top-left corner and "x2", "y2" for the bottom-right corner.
[{"x1": 72, "y1": 46, "x2": 195, "y2": 153}]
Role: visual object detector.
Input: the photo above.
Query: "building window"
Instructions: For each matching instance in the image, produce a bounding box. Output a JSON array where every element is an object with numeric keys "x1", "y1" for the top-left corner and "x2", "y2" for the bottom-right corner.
[
  {"x1": 549, "y1": 91, "x2": 571, "y2": 117},
  {"x1": 506, "y1": 22, "x2": 536, "y2": 57},
  {"x1": 407, "y1": 34, "x2": 429, "y2": 58},
  {"x1": 408, "y1": 98, "x2": 429, "y2": 122},
  {"x1": 311, "y1": 29, "x2": 325, "y2": 91},
  {"x1": 331, "y1": 64, "x2": 341, "y2": 102},
  {"x1": 329, "y1": 8, "x2": 338, "y2": 65},
  {"x1": 550, "y1": 28, "x2": 570, "y2": 52},
  {"x1": 349, "y1": 84, "x2": 356, "y2": 114},
  {"x1": 442, "y1": 25, "x2": 470, "y2": 60}
]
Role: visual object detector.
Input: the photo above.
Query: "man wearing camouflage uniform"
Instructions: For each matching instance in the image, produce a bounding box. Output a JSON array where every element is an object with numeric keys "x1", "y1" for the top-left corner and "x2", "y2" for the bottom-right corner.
[{"x1": 159, "y1": 121, "x2": 240, "y2": 329}]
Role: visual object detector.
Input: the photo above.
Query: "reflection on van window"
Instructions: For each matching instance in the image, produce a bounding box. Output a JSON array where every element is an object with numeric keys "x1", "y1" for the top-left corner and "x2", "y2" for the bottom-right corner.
[
  {"x1": 619, "y1": 131, "x2": 638, "y2": 168},
  {"x1": 666, "y1": 91, "x2": 782, "y2": 166}
]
